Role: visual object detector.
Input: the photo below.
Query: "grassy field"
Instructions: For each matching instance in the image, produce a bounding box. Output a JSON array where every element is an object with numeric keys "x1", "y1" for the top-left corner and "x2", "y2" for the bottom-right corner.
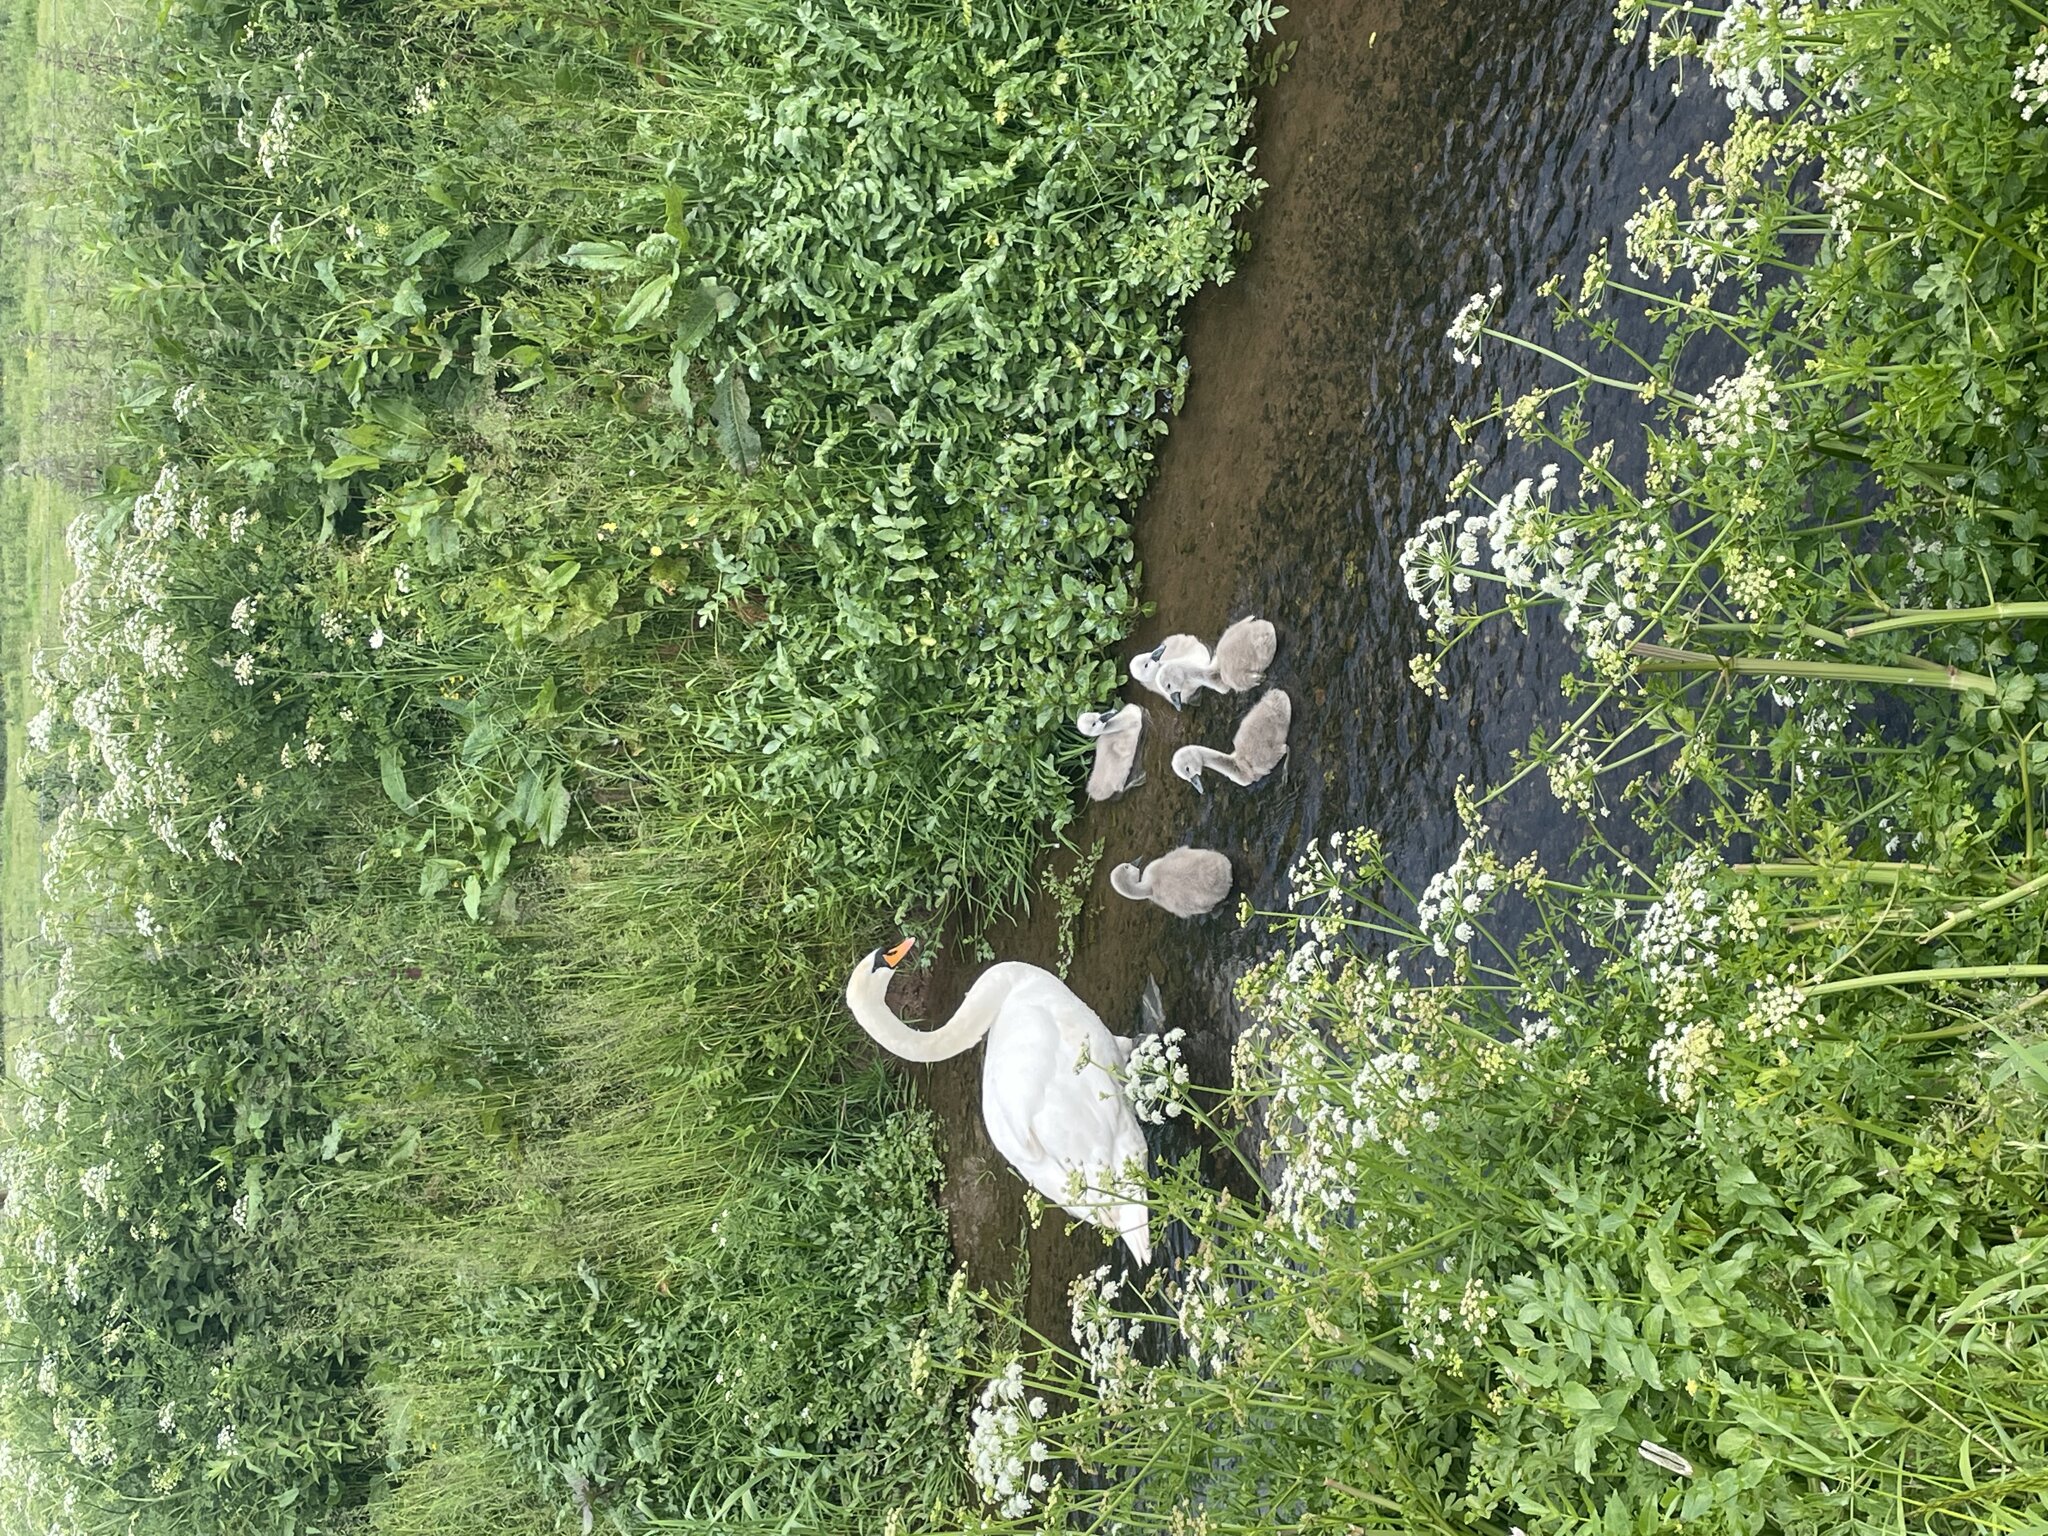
[{"x1": 0, "y1": 0, "x2": 1274, "y2": 1532}]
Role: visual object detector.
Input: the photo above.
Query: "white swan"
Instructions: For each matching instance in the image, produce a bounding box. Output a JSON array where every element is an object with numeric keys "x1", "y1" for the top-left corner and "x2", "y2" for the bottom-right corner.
[
  {"x1": 1110, "y1": 848, "x2": 1234, "y2": 917},
  {"x1": 1129, "y1": 633, "x2": 1209, "y2": 702},
  {"x1": 1076, "y1": 703, "x2": 1145, "y2": 801},
  {"x1": 1172, "y1": 688, "x2": 1291, "y2": 793},
  {"x1": 1156, "y1": 616, "x2": 1277, "y2": 708},
  {"x1": 843, "y1": 939, "x2": 1151, "y2": 1263}
]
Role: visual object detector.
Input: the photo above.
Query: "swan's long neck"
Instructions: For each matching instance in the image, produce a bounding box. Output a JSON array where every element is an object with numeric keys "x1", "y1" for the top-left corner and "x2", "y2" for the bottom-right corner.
[
  {"x1": 845, "y1": 962, "x2": 1012, "y2": 1064},
  {"x1": 1191, "y1": 745, "x2": 1253, "y2": 785}
]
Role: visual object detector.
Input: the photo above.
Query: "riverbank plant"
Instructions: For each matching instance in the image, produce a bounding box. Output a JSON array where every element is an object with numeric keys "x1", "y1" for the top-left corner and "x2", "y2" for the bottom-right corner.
[
  {"x1": 0, "y1": 0, "x2": 1276, "y2": 1530},
  {"x1": 973, "y1": 2, "x2": 2048, "y2": 1531}
]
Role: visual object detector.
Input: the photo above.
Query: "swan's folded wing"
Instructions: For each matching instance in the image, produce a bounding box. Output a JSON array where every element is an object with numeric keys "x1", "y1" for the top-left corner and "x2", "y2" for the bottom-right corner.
[{"x1": 982, "y1": 996, "x2": 1146, "y2": 1220}]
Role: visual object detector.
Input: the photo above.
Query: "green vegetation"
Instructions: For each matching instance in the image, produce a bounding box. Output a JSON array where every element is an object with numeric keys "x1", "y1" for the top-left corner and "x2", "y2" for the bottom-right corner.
[
  {"x1": 0, "y1": 0, "x2": 1273, "y2": 1532},
  {"x1": 983, "y1": 2, "x2": 2048, "y2": 1531}
]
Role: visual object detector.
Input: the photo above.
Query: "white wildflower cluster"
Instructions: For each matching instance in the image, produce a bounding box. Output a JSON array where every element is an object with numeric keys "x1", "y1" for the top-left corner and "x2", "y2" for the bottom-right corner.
[
  {"x1": 1286, "y1": 826, "x2": 1381, "y2": 943},
  {"x1": 1069, "y1": 1265, "x2": 1150, "y2": 1412},
  {"x1": 1401, "y1": 1273, "x2": 1498, "y2": 1372},
  {"x1": 1635, "y1": 854, "x2": 1735, "y2": 1109},
  {"x1": 1405, "y1": 463, "x2": 1666, "y2": 670},
  {"x1": 1649, "y1": 1017, "x2": 1724, "y2": 1109},
  {"x1": 1234, "y1": 830, "x2": 1384, "y2": 1035},
  {"x1": 964, "y1": 1360, "x2": 1050, "y2": 1519},
  {"x1": 1415, "y1": 836, "x2": 1499, "y2": 956},
  {"x1": 1815, "y1": 143, "x2": 1875, "y2": 249},
  {"x1": 2015, "y1": 35, "x2": 2048, "y2": 121},
  {"x1": 33, "y1": 463, "x2": 247, "y2": 864},
  {"x1": 1546, "y1": 737, "x2": 1601, "y2": 818},
  {"x1": 1633, "y1": 853, "x2": 1726, "y2": 1024},
  {"x1": 1739, "y1": 979, "x2": 1811, "y2": 1049},
  {"x1": 1172, "y1": 1256, "x2": 1236, "y2": 1374},
  {"x1": 1258, "y1": 971, "x2": 1437, "y2": 1247},
  {"x1": 169, "y1": 383, "x2": 203, "y2": 422},
  {"x1": 1446, "y1": 283, "x2": 1501, "y2": 366},
  {"x1": 1124, "y1": 1028, "x2": 1189, "y2": 1124},
  {"x1": 77, "y1": 1163, "x2": 114, "y2": 1212},
  {"x1": 239, "y1": 94, "x2": 294, "y2": 178},
  {"x1": 1700, "y1": 0, "x2": 1806, "y2": 114},
  {"x1": 65, "y1": 1415, "x2": 114, "y2": 1469},
  {"x1": 1687, "y1": 357, "x2": 1790, "y2": 472},
  {"x1": 206, "y1": 815, "x2": 241, "y2": 864}
]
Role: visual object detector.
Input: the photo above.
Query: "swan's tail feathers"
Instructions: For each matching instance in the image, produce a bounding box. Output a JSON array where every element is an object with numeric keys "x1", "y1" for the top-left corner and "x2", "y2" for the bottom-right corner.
[
  {"x1": 1138, "y1": 975, "x2": 1166, "y2": 1038},
  {"x1": 1114, "y1": 1203, "x2": 1153, "y2": 1266}
]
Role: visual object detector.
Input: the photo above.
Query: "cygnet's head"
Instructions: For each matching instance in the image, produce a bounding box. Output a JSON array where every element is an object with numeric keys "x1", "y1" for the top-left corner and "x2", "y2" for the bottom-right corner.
[
  {"x1": 1128, "y1": 641, "x2": 1168, "y2": 685},
  {"x1": 1170, "y1": 747, "x2": 1205, "y2": 792},
  {"x1": 1109, "y1": 861, "x2": 1145, "y2": 898},
  {"x1": 1075, "y1": 709, "x2": 1114, "y2": 737}
]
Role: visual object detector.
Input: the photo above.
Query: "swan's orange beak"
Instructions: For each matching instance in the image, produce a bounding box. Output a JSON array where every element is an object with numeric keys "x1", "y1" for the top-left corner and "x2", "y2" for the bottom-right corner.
[{"x1": 882, "y1": 937, "x2": 916, "y2": 969}]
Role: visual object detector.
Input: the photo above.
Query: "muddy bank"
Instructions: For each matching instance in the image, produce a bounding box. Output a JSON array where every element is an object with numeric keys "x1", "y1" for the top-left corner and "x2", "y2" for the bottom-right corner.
[{"x1": 891, "y1": 0, "x2": 1725, "y2": 1343}]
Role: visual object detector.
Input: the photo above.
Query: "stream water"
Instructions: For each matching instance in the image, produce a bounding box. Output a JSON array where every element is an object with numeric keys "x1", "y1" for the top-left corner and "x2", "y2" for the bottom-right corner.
[{"x1": 909, "y1": 0, "x2": 1730, "y2": 1342}]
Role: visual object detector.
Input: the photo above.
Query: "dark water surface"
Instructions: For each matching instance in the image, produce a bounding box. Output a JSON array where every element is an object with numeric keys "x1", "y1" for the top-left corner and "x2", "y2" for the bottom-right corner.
[{"x1": 906, "y1": 0, "x2": 1729, "y2": 1340}]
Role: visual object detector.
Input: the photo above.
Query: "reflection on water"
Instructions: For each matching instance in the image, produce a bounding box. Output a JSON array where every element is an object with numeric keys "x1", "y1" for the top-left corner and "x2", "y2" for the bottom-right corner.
[{"x1": 1115, "y1": 0, "x2": 1725, "y2": 1055}]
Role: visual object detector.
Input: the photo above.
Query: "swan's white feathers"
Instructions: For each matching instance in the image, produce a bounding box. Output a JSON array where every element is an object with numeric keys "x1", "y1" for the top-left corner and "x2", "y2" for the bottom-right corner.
[{"x1": 844, "y1": 954, "x2": 1151, "y2": 1262}]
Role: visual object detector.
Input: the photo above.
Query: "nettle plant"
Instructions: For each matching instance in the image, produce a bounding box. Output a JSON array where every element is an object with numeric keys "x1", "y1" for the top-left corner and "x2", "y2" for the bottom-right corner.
[{"x1": 91, "y1": 0, "x2": 1281, "y2": 911}]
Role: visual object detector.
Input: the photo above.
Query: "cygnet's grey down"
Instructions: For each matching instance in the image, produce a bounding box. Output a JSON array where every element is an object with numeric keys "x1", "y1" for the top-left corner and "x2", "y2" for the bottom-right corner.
[
  {"x1": 1171, "y1": 688, "x2": 1291, "y2": 792},
  {"x1": 1128, "y1": 633, "x2": 1209, "y2": 702},
  {"x1": 1075, "y1": 703, "x2": 1145, "y2": 801},
  {"x1": 1110, "y1": 848, "x2": 1234, "y2": 917},
  {"x1": 1157, "y1": 616, "x2": 1277, "y2": 708}
]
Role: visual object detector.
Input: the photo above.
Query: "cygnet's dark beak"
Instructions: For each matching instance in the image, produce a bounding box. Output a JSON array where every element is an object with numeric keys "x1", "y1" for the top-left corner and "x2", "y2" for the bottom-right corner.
[
  {"x1": 1149, "y1": 643, "x2": 1165, "y2": 662},
  {"x1": 1168, "y1": 693, "x2": 1184, "y2": 711},
  {"x1": 1188, "y1": 775, "x2": 1204, "y2": 795}
]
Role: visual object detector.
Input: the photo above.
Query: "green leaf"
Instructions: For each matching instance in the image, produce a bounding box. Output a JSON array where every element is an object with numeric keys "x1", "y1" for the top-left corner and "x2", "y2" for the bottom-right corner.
[
  {"x1": 391, "y1": 277, "x2": 427, "y2": 318},
  {"x1": 562, "y1": 240, "x2": 636, "y2": 272},
  {"x1": 538, "y1": 776, "x2": 571, "y2": 846},
  {"x1": 462, "y1": 874, "x2": 483, "y2": 920},
  {"x1": 617, "y1": 271, "x2": 676, "y2": 332},
  {"x1": 319, "y1": 453, "x2": 382, "y2": 480},
  {"x1": 453, "y1": 224, "x2": 514, "y2": 283},
  {"x1": 673, "y1": 279, "x2": 724, "y2": 353},
  {"x1": 668, "y1": 349, "x2": 694, "y2": 419},
  {"x1": 710, "y1": 367, "x2": 762, "y2": 475},
  {"x1": 399, "y1": 226, "x2": 453, "y2": 265},
  {"x1": 377, "y1": 745, "x2": 415, "y2": 812}
]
